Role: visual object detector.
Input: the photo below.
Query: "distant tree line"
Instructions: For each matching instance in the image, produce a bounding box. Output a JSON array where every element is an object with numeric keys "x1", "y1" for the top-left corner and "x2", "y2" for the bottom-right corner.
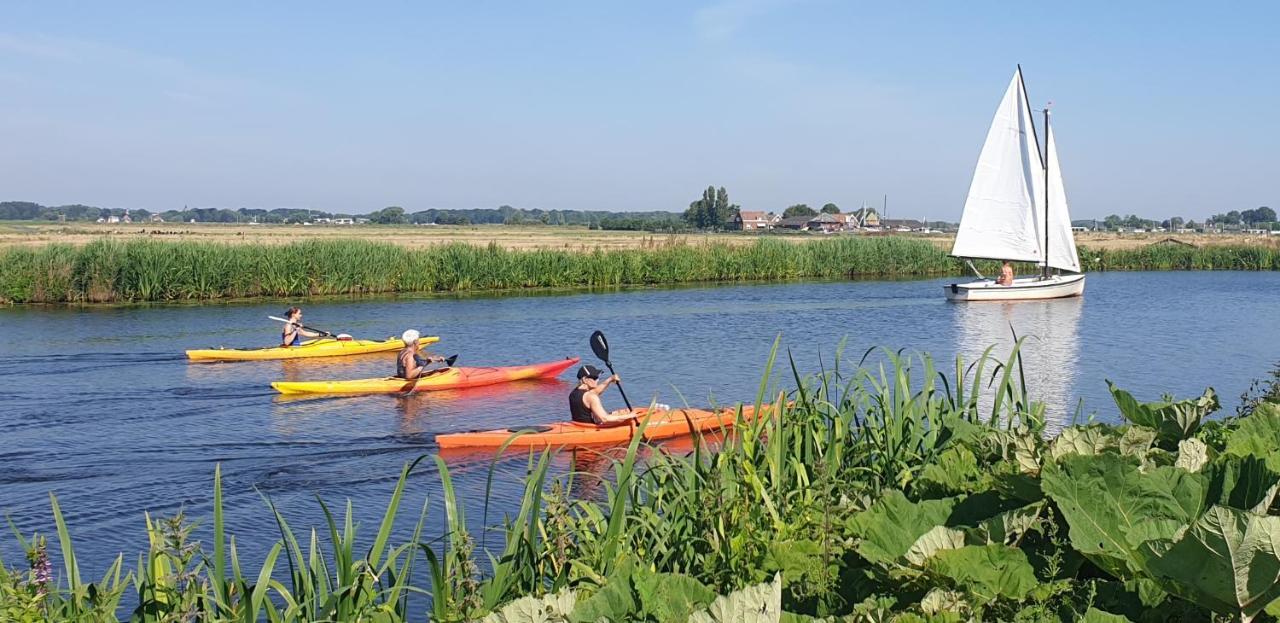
[
  {"x1": 0, "y1": 201, "x2": 687, "y2": 230},
  {"x1": 1089, "y1": 207, "x2": 1277, "y2": 231},
  {"x1": 1208, "y1": 207, "x2": 1276, "y2": 227}
]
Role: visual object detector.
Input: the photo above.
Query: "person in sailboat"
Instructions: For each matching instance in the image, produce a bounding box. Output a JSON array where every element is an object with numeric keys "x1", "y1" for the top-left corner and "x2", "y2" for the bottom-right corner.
[{"x1": 996, "y1": 260, "x2": 1014, "y2": 286}]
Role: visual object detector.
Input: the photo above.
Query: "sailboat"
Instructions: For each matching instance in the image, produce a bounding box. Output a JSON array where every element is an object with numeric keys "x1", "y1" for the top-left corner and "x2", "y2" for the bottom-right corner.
[{"x1": 945, "y1": 67, "x2": 1084, "y2": 302}]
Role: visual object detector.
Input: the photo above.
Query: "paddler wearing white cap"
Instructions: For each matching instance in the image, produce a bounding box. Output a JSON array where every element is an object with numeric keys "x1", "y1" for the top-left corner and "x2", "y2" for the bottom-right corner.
[{"x1": 396, "y1": 329, "x2": 447, "y2": 379}]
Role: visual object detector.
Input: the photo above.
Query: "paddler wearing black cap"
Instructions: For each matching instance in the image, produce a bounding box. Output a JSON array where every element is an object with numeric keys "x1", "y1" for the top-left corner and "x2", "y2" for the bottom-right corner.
[{"x1": 568, "y1": 364, "x2": 636, "y2": 426}]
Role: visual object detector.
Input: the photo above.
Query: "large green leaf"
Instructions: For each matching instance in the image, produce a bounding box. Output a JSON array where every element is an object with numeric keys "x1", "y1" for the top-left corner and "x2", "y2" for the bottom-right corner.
[
  {"x1": 1227, "y1": 403, "x2": 1280, "y2": 470},
  {"x1": 924, "y1": 544, "x2": 1037, "y2": 604},
  {"x1": 567, "y1": 561, "x2": 715, "y2": 623},
  {"x1": 969, "y1": 502, "x2": 1045, "y2": 546},
  {"x1": 762, "y1": 539, "x2": 828, "y2": 587},
  {"x1": 1079, "y1": 607, "x2": 1134, "y2": 622},
  {"x1": 569, "y1": 564, "x2": 638, "y2": 623},
  {"x1": 688, "y1": 573, "x2": 782, "y2": 623},
  {"x1": 917, "y1": 445, "x2": 985, "y2": 496},
  {"x1": 904, "y1": 526, "x2": 965, "y2": 566},
  {"x1": 1049, "y1": 425, "x2": 1116, "y2": 461},
  {"x1": 848, "y1": 491, "x2": 956, "y2": 566},
  {"x1": 1207, "y1": 454, "x2": 1280, "y2": 512},
  {"x1": 1107, "y1": 382, "x2": 1218, "y2": 448},
  {"x1": 1175, "y1": 438, "x2": 1211, "y2": 473},
  {"x1": 1041, "y1": 453, "x2": 1209, "y2": 576},
  {"x1": 1139, "y1": 505, "x2": 1280, "y2": 621},
  {"x1": 633, "y1": 571, "x2": 717, "y2": 623},
  {"x1": 483, "y1": 590, "x2": 577, "y2": 623}
]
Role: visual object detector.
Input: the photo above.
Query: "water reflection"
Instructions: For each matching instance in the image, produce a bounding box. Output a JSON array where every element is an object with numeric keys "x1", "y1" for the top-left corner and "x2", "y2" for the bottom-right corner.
[{"x1": 953, "y1": 297, "x2": 1084, "y2": 433}]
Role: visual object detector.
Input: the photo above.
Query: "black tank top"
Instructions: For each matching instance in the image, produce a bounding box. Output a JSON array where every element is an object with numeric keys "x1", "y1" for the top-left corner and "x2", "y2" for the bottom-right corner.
[
  {"x1": 397, "y1": 352, "x2": 427, "y2": 379},
  {"x1": 569, "y1": 387, "x2": 595, "y2": 424}
]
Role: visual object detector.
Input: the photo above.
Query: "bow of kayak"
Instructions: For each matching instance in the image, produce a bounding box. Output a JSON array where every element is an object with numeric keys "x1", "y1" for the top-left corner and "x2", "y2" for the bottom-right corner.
[
  {"x1": 270, "y1": 357, "x2": 580, "y2": 395},
  {"x1": 434, "y1": 403, "x2": 778, "y2": 450},
  {"x1": 187, "y1": 336, "x2": 439, "y2": 362}
]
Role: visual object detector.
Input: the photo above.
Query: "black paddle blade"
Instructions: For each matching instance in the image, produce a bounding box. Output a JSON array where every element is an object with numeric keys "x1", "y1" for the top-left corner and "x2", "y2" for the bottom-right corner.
[
  {"x1": 589, "y1": 330, "x2": 610, "y2": 362},
  {"x1": 445, "y1": 354, "x2": 459, "y2": 367}
]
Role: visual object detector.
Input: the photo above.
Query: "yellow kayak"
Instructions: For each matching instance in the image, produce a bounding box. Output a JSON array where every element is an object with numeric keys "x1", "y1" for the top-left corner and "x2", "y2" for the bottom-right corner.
[{"x1": 186, "y1": 336, "x2": 440, "y2": 362}]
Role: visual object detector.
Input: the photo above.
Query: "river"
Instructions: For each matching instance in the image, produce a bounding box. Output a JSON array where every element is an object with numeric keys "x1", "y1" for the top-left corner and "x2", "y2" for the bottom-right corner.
[{"x1": 1, "y1": 271, "x2": 1277, "y2": 584}]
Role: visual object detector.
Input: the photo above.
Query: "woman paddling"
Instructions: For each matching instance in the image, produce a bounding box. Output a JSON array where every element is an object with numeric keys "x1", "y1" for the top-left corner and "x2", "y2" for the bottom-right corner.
[
  {"x1": 280, "y1": 307, "x2": 323, "y2": 347},
  {"x1": 396, "y1": 329, "x2": 449, "y2": 379}
]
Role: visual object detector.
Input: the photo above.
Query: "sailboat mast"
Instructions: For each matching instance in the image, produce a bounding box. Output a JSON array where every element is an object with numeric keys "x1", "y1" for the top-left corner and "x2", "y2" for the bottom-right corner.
[{"x1": 1043, "y1": 107, "x2": 1051, "y2": 279}]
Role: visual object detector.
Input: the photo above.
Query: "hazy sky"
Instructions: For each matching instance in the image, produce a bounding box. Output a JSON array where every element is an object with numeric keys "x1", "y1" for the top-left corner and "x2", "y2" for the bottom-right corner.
[{"x1": 1, "y1": 1, "x2": 1275, "y2": 220}]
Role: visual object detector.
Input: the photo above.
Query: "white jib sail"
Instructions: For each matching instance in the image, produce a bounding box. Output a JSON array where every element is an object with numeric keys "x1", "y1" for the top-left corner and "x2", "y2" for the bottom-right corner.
[
  {"x1": 1044, "y1": 123, "x2": 1081, "y2": 272},
  {"x1": 950, "y1": 69, "x2": 1044, "y2": 264}
]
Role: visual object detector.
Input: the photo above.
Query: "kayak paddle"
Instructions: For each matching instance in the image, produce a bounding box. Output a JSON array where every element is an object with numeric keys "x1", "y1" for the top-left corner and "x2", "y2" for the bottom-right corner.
[
  {"x1": 400, "y1": 354, "x2": 459, "y2": 396},
  {"x1": 268, "y1": 315, "x2": 337, "y2": 338},
  {"x1": 589, "y1": 330, "x2": 633, "y2": 411}
]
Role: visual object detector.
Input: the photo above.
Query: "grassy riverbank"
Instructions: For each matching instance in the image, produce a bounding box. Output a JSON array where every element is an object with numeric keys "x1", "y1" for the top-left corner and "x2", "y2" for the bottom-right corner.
[
  {"x1": 0, "y1": 237, "x2": 958, "y2": 304},
  {"x1": 1, "y1": 237, "x2": 1277, "y2": 304},
  {"x1": 4, "y1": 345, "x2": 1280, "y2": 622}
]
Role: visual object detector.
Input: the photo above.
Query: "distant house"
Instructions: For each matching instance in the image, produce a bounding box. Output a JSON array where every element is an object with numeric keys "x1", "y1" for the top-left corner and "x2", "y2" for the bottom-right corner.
[
  {"x1": 734, "y1": 211, "x2": 778, "y2": 231},
  {"x1": 775, "y1": 213, "x2": 854, "y2": 233},
  {"x1": 1070, "y1": 226, "x2": 1088, "y2": 232},
  {"x1": 852, "y1": 207, "x2": 880, "y2": 228},
  {"x1": 832, "y1": 213, "x2": 860, "y2": 230},
  {"x1": 1175, "y1": 227, "x2": 1194, "y2": 234},
  {"x1": 880, "y1": 219, "x2": 926, "y2": 231},
  {"x1": 150, "y1": 214, "x2": 165, "y2": 223},
  {"x1": 777, "y1": 216, "x2": 813, "y2": 230},
  {"x1": 355, "y1": 217, "x2": 371, "y2": 224},
  {"x1": 806, "y1": 212, "x2": 845, "y2": 233},
  {"x1": 333, "y1": 217, "x2": 354, "y2": 225},
  {"x1": 106, "y1": 215, "x2": 120, "y2": 224}
]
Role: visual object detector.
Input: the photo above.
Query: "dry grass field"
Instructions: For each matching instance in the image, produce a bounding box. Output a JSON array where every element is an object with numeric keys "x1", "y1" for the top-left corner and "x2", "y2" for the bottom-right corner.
[{"x1": 0, "y1": 220, "x2": 1275, "y2": 252}]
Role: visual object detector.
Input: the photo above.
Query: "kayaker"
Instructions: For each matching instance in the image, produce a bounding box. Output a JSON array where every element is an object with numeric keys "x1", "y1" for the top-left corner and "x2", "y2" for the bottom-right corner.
[
  {"x1": 996, "y1": 260, "x2": 1015, "y2": 286},
  {"x1": 396, "y1": 329, "x2": 448, "y2": 379},
  {"x1": 280, "y1": 307, "x2": 322, "y2": 347},
  {"x1": 569, "y1": 365, "x2": 637, "y2": 426}
]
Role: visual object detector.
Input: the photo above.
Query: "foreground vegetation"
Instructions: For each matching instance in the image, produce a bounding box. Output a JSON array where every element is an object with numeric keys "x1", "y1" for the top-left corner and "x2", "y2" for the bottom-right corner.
[
  {"x1": 5, "y1": 342, "x2": 1280, "y2": 621},
  {"x1": 1, "y1": 235, "x2": 1278, "y2": 304}
]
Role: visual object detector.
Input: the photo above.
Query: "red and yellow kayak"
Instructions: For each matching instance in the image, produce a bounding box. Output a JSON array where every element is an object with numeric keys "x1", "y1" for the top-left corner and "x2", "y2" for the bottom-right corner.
[
  {"x1": 434, "y1": 403, "x2": 777, "y2": 450},
  {"x1": 187, "y1": 336, "x2": 439, "y2": 362},
  {"x1": 270, "y1": 357, "x2": 579, "y2": 395}
]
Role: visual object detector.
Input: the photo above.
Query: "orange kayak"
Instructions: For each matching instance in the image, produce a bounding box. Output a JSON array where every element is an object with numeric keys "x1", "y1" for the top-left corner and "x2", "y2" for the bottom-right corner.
[
  {"x1": 271, "y1": 357, "x2": 579, "y2": 395},
  {"x1": 434, "y1": 403, "x2": 776, "y2": 450}
]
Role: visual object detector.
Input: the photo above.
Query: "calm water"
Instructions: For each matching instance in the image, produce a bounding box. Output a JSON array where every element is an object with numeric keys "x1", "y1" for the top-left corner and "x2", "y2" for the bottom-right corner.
[{"x1": 1, "y1": 271, "x2": 1278, "y2": 581}]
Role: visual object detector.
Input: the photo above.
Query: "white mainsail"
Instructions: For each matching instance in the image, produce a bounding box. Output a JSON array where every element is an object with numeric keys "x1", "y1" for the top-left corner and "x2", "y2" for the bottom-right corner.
[
  {"x1": 1043, "y1": 123, "x2": 1081, "y2": 272},
  {"x1": 950, "y1": 69, "x2": 1044, "y2": 264}
]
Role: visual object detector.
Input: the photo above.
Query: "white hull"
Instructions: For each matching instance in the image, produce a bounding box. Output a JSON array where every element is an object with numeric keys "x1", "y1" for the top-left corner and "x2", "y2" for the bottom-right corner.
[{"x1": 945, "y1": 273, "x2": 1085, "y2": 302}]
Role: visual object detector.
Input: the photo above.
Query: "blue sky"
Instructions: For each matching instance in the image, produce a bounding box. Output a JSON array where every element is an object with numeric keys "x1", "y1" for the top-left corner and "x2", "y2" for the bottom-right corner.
[{"x1": 1, "y1": 1, "x2": 1275, "y2": 220}]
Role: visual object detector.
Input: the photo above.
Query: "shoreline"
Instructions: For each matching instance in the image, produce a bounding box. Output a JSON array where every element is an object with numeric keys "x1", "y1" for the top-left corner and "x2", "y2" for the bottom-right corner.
[{"x1": 1, "y1": 236, "x2": 1277, "y2": 305}]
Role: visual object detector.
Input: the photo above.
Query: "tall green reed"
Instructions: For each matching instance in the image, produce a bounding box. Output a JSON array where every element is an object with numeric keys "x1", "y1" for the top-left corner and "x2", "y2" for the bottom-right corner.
[{"x1": 0, "y1": 237, "x2": 962, "y2": 303}]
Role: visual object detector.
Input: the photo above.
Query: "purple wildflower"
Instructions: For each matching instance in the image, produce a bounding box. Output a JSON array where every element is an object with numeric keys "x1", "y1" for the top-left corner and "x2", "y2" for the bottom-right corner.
[{"x1": 27, "y1": 538, "x2": 52, "y2": 598}]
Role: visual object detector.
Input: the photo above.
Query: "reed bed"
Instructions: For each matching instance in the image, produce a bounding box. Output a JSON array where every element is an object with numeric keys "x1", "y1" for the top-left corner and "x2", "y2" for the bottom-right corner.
[
  {"x1": 1082, "y1": 242, "x2": 1280, "y2": 271},
  {"x1": 2, "y1": 238, "x2": 1277, "y2": 304},
  {"x1": 0, "y1": 238, "x2": 960, "y2": 304},
  {"x1": 5, "y1": 342, "x2": 1280, "y2": 622}
]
